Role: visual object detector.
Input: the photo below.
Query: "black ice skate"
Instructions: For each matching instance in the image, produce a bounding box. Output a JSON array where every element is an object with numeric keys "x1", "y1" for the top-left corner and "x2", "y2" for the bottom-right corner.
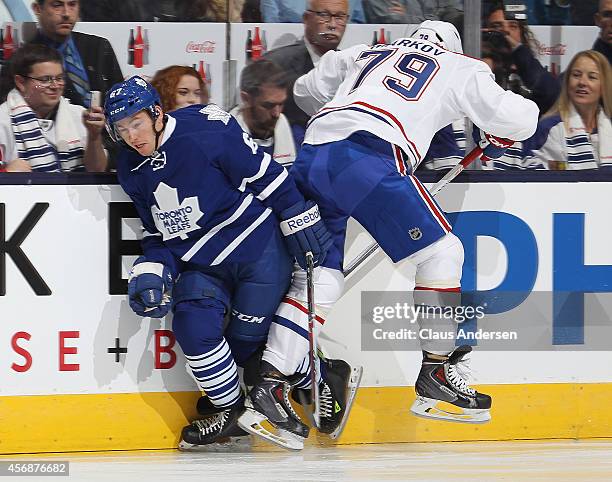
[
  {"x1": 410, "y1": 345, "x2": 492, "y2": 424},
  {"x1": 178, "y1": 399, "x2": 248, "y2": 451},
  {"x1": 238, "y1": 365, "x2": 309, "y2": 451},
  {"x1": 293, "y1": 358, "x2": 363, "y2": 439}
]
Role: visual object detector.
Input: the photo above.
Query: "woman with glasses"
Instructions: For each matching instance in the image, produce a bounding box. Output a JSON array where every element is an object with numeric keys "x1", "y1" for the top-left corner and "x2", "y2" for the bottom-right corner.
[{"x1": 0, "y1": 44, "x2": 107, "y2": 173}]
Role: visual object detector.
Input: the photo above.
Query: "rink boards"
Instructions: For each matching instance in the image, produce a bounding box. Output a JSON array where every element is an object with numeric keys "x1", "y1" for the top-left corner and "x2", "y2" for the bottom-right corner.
[{"x1": 1, "y1": 172, "x2": 612, "y2": 453}]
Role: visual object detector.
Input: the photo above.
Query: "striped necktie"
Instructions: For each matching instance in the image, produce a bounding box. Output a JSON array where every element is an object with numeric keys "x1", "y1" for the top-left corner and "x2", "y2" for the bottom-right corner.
[{"x1": 62, "y1": 40, "x2": 91, "y2": 107}]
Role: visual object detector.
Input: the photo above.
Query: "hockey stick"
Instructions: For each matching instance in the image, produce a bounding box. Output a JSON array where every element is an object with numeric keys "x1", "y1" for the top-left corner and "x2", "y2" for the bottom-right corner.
[
  {"x1": 305, "y1": 251, "x2": 321, "y2": 429},
  {"x1": 342, "y1": 145, "x2": 484, "y2": 278}
]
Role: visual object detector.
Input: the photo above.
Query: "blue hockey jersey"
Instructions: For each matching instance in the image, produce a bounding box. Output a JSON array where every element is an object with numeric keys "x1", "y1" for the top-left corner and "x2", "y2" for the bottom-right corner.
[{"x1": 116, "y1": 104, "x2": 303, "y2": 275}]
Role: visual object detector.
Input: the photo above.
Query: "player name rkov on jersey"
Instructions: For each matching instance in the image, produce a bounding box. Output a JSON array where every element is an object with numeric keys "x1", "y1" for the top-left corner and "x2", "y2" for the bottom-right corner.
[{"x1": 384, "y1": 38, "x2": 448, "y2": 56}]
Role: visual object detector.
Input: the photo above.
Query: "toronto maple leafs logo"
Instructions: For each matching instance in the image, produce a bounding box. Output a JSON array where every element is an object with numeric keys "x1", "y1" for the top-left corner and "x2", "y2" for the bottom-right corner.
[
  {"x1": 151, "y1": 183, "x2": 204, "y2": 241},
  {"x1": 199, "y1": 104, "x2": 231, "y2": 124}
]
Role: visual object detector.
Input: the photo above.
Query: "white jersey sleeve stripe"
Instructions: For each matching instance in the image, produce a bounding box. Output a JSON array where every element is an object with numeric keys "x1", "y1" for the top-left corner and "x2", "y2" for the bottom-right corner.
[
  {"x1": 256, "y1": 169, "x2": 288, "y2": 201},
  {"x1": 211, "y1": 208, "x2": 272, "y2": 265},
  {"x1": 181, "y1": 194, "x2": 254, "y2": 262},
  {"x1": 238, "y1": 152, "x2": 272, "y2": 192}
]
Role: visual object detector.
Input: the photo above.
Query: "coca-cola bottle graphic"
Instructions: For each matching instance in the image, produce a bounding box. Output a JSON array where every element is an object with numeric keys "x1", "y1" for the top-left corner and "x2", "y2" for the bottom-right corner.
[
  {"x1": 551, "y1": 62, "x2": 558, "y2": 78},
  {"x1": 252, "y1": 26, "x2": 263, "y2": 61},
  {"x1": 245, "y1": 29, "x2": 253, "y2": 63},
  {"x1": 143, "y1": 28, "x2": 150, "y2": 65},
  {"x1": 127, "y1": 28, "x2": 134, "y2": 65},
  {"x1": 204, "y1": 64, "x2": 212, "y2": 93},
  {"x1": 198, "y1": 60, "x2": 206, "y2": 80},
  {"x1": 133, "y1": 25, "x2": 144, "y2": 68},
  {"x1": 261, "y1": 29, "x2": 267, "y2": 55},
  {"x1": 378, "y1": 28, "x2": 386, "y2": 45},
  {"x1": 372, "y1": 30, "x2": 378, "y2": 45},
  {"x1": 3, "y1": 24, "x2": 15, "y2": 61}
]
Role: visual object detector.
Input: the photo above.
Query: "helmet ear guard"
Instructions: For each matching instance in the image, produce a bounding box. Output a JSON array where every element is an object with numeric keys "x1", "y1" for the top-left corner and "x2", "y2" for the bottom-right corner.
[{"x1": 104, "y1": 75, "x2": 162, "y2": 144}]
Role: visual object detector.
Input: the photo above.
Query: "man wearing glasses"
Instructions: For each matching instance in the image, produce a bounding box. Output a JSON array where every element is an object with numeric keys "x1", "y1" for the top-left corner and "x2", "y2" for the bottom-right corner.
[
  {"x1": 0, "y1": 0, "x2": 123, "y2": 110},
  {"x1": 264, "y1": 0, "x2": 350, "y2": 146},
  {"x1": 0, "y1": 44, "x2": 107, "y2": 172}
]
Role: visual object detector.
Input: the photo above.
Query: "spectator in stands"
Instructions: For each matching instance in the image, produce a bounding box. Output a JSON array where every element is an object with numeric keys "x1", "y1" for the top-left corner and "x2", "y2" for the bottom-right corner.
[
  {"x1": 525, "y1": 0, "x2": 570, "y2": 25},
  {"x1": 570, "y1": 0, "x2": 599, "y2": 26},
  {"x1": 419, "y1": 121, "x2": 466, "y2": 171},
  {"x1": 594, "y1": 0, "x2": 612, "y2": 65},
  {"x1": 261, "y1": 0, "x2": 364, "y2": 23},
  {"x1": 231, "y1": 59, "x2": 296, "y2": 168},
  {"x1": 363, "y1": 0, "x2": 462, "y2": 25},
  {"x1": 0, "y1": 0, "x2": 124, "y2": 109},
  {"x1": 80, "y1": 0, "x2": 239, "y2": 22},
  {"x1": 483, "y1": 0, "x2": 560, "y2": 115},
  {"x1": 0, "y1": 44, "x2": 108, "y2": 173},
  {"x1": 0, "y1": 0, "x2": 35, "y2": 21},
  {"x1": 486, "y1": 50, "x2": 611, "y2": 170},
  {"x1": 264, "y1": 0, "x2": 349, "y2": 145},
  {"x1": 151, "y1": 66, "x2": 209, "y2": 113}
]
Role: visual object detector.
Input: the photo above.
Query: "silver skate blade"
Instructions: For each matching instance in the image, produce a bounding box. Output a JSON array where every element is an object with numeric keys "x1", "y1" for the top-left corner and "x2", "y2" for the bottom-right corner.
[
  {"x1": 410, "y1": 396, "x2": 491, "y2": 424},
  {"x1": 329, "y1": 365, "x2": 364, "y2": 440},
  {"x1": 237, "y1": 408, "x2": 305, "y2": 451},
  {"x1": 178, "y1": 436, "x2": 251, "y2": 452}
]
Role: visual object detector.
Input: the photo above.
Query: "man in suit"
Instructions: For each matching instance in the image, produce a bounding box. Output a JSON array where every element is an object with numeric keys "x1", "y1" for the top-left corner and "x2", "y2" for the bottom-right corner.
[
  {"x1": 594, "y1": 0, "x2": 612, "y2": 65},
  {"x1": 264, "y1": 0, "x2": 349, "y2": 145},
  {"x1": 1, "y1": 0, "x2": 123, "y2": 108}
]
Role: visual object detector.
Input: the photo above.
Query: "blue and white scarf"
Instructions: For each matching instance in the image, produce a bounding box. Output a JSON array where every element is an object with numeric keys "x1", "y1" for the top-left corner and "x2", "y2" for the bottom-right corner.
[{"x1": 7, "y1": 89, "x2": 85, "y2": 172}]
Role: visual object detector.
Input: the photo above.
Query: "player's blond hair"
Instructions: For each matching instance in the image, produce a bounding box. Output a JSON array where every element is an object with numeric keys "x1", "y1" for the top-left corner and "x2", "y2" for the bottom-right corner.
[{"x1": 551, "y1": 50, "x2": 612, "y2": 129}]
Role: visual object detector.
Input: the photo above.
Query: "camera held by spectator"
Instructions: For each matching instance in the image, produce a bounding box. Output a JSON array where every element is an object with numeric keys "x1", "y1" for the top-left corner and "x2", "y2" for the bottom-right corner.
[{"x1": 482, "y1": 0, "x2": 560, "y2": 114}]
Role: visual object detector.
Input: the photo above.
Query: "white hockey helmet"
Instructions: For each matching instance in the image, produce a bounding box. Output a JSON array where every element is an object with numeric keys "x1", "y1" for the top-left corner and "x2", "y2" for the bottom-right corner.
[{"x1": 410, "y1": 20, "x2": 463, "y2": 54}]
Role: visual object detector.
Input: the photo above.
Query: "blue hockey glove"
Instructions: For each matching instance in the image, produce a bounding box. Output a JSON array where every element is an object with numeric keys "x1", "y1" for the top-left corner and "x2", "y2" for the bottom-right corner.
[
  {"x1": 128, "y1": 256, "x2": 174, "y2": 318},
  {"x1": 478, "y1": 131, "x2": 515, "y2": 161},
  {"x1": 279, "y1": 200, "x2": 333, "y2": 269}
]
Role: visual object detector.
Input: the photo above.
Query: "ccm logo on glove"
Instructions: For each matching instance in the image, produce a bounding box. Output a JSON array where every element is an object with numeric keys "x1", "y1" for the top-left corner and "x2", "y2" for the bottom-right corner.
[{"x1": 280, "y1": 204, "x2": 321, "y2": 235}]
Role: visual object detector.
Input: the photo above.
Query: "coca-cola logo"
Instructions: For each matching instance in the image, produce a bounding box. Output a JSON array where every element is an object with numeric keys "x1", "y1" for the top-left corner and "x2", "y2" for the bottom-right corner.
[
  {"x1": 536, "y1": 41, "x2": 567, "y2": 56},
  {"x1": 186, "y1": 41, "x2": 216, "y2": 54}
]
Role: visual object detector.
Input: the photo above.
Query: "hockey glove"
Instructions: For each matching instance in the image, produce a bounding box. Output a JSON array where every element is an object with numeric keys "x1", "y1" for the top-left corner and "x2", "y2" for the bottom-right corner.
[
  {"x1": 478, "y1": 131, "x2": 515, "y2": 161},
  {"x1": 128, "y1": 256, "x2": 174, "y2": 318},
  {"x1": 279, "y1": 200, "x2": 333, "y2": 270}
]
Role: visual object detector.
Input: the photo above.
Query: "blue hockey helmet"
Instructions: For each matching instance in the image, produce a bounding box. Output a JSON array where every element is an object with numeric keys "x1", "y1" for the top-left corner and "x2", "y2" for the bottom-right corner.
[{"x1": 104, "y1": 75, "x2": 162, "y2": 142}]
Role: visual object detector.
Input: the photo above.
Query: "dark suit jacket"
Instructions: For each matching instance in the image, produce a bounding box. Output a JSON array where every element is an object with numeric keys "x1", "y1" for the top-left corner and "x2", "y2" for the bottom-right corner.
[
  {"x1": 1, "y1": 30, "x2": 124, "y2": 107},
  {"x1": 264, "y1": 40, "x2": 314, "y2": 130}
]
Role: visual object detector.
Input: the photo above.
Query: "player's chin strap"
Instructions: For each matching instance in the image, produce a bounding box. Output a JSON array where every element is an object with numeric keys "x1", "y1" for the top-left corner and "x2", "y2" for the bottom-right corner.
[
  {"x1": 342, "y1": 145, "x2": 484, "y2": 278},
  {"x1": 150, "y1": 112, "x2": 168, "y2": 158}
]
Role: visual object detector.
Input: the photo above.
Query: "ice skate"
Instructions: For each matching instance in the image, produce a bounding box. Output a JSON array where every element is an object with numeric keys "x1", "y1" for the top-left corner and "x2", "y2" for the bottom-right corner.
[
  {"x1": 410, "y1": 345, "x2": 492, "y2": 423},
  {"x1": 293, "y1": 358, "x2": 363, "y2": 439},
  {"x1": 178, "y1": 400, "x2": 249, "y2": 451},
  {"x1": 238, "y1": 365, "x2": 309, "y2": 451}
]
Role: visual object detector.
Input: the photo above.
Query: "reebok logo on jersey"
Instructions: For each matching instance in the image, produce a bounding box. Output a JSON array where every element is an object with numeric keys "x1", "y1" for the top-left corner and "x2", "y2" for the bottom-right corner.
[
  {"x1": 151, "y1": 182, "x2": 204, "y2": 241},
  {"x1": 279, "y1": 205, "x2": 320, "y2": 235}
]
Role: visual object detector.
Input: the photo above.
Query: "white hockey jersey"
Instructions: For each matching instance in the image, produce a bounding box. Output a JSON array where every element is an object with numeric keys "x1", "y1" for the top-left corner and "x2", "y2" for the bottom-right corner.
[{"x1": 294, "y1": 38, "x2": 540, "y2": 169}]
